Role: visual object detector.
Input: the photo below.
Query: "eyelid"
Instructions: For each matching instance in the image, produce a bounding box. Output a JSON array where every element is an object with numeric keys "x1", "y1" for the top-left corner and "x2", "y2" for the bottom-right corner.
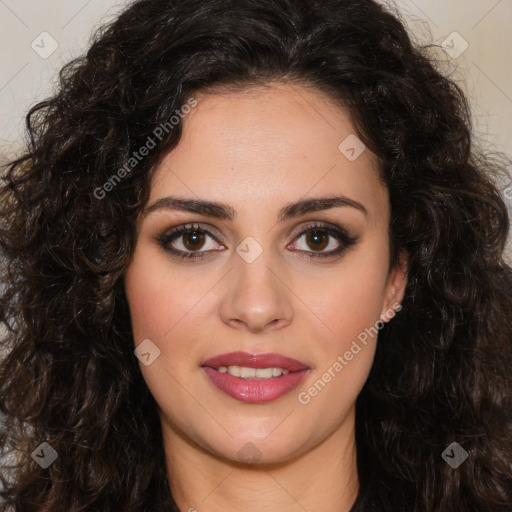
[
  {"x1": 160, "y1": 222, "x2": 228, "y2": 245},
  {"x1": 288, "y1": 220, "x2": 354, "y2": 241}
]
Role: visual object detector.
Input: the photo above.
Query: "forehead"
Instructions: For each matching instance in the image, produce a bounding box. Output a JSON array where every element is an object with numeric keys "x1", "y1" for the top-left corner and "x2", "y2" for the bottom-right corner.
[{"x1": 149, "y1": 83, "x2": 388, "y2": 225}]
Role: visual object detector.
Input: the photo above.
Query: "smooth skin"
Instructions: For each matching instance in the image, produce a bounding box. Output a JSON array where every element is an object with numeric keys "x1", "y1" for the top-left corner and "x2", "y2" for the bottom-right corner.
[{"x1": 124, "y1": 82, "x2": 408, "y2": 512}]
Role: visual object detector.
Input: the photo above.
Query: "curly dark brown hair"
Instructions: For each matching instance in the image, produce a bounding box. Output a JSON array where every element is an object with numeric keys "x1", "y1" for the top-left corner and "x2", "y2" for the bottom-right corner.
[{"x1": 1, "y1": 0, "x2": 511, "y2": 510}]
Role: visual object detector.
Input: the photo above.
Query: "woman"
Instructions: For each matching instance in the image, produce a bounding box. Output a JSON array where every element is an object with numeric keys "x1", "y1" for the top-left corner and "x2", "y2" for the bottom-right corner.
[{"x1": 1, "y1": 0, "x2": 511, "y2": 510}]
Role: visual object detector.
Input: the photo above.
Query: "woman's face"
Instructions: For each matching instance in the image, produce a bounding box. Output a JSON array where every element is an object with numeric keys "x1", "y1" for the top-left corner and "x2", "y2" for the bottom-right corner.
[{"x1": 124, "y1": 83, "x2": 407, "y2": 465}]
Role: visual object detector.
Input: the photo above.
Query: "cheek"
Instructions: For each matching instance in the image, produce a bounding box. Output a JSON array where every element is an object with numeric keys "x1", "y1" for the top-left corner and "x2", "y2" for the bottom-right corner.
[
  {"x1": 296, "y1": 279, "x2": 385, "y2": 421},
  {"x1": 124, "y1": 246, "x2": 217, "y2": 400},
  {"x1": 125, "y1": 271, "x2": 169, "y2": 343},
  {"x1": 295, "y1": 238, "x2": 390, "y2": 405},
  {"x1": 311, "y1": 245, "x2": 389, "y2": 348},
  {"x1": 327, "y1": 267, "x2": 385, "y2": 338},
  {"x1": 124, "y1": 253, "x2": 203, "y2": 414},
  {"x1": 124, "y1": 247, "x2": 199, "y2": 343}
]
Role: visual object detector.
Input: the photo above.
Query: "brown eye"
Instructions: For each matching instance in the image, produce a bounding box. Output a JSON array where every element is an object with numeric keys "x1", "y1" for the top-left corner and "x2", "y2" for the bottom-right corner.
[
  {"x1": 288, "y1": 222, "x2": 359, "y2": 259},
  {"x1": 157, "y1": 223, "x2": 226, "y2": 260},
  {"x1": 182, "y1": 230, "x2": 206, "y2": 251},
  {"x1": 305, "y1": 230, "x2": 329, "y2": 251}
]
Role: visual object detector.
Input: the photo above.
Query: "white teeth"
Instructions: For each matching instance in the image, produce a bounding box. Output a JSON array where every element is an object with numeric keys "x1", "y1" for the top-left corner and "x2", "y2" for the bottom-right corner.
[
  {"x1": 227, "y1": 365, "x2": 240, "y2": 377},
  {"x1": 216, "y1": 366, "x2": 291, "y2": 379},
  {"x1": 240, "y1": 367, "x2": 256, "y2": 378}
]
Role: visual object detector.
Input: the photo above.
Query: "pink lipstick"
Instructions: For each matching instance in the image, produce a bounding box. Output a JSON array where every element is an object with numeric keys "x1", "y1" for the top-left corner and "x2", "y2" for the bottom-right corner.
[{"x1": 201, "y1": 351, "x2": 310, "y2": 403}]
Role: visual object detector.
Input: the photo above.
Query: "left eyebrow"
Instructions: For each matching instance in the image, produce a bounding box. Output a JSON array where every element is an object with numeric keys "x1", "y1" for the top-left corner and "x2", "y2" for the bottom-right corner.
[
  {"x1": 142, "y1": 195, "x2": 368, "y2": 220},
  {"x1": 278, "y1": 196, "x2": 368, "y2": 221}
]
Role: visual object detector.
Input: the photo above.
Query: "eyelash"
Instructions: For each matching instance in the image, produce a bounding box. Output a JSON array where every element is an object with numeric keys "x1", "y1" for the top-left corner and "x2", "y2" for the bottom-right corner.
[{"x1": 156, "y1": 222, "x2": 359, "y2": 261}]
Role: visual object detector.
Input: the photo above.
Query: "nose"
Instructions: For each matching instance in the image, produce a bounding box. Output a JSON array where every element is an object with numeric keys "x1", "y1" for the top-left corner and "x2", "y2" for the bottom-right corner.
[{"x1": 219, "y1": 254, "x2": 294, "y2": 334}]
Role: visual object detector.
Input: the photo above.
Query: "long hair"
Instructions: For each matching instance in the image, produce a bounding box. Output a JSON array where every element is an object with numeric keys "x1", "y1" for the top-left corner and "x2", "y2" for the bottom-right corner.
[{"x1": 1, "y1": 0, "x2": 511, "y2": 510}]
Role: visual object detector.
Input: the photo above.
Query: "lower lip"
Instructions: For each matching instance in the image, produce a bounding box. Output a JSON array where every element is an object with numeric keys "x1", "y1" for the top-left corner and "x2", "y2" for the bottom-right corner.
[{"x1": 202, "y1": 367, "x2": 309, "y2": 403}]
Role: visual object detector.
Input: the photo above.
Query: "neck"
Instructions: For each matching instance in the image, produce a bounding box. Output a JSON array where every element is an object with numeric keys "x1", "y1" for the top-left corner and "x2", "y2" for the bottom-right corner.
[{"x1": 161, "y1": 406, "x2": 360, "y2": 512}]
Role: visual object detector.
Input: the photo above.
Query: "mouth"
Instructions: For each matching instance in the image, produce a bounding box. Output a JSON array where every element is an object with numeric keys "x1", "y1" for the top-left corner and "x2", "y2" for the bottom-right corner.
[
  {"x1": 209, "y1": 365, "x2": 292, "y2": 379},
  {"x1": 201, "y1": 351, "x2": 309, "y2": 372},
  {"x1": 200, "y1": 351, "x2": 310, "y2": 403}
]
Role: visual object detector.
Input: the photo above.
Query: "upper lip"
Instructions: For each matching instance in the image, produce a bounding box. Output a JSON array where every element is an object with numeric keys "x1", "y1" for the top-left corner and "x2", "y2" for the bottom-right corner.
[{"x1": 201, "y1": 351, "x2": 309, "y2": 371}]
